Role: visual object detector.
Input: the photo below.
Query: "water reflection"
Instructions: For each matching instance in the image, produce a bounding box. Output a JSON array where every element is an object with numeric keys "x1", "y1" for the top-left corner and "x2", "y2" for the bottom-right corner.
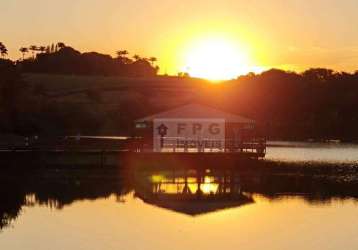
[
  {"x1": 0, "y1": 168, "x2": 131, "y2": 230},
  {"x1": 134, "y1": 169, "x2": 253, "y2": 216},
  {"x1": 1, "y1": 163, "x2": 358, "y2": 231},
  {"x1": 266, "y1": 141, "x2": 358, "y2": 163}
]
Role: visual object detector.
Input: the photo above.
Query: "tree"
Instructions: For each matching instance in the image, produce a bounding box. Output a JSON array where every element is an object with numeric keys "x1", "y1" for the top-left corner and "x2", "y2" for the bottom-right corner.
[
  {"x1": 116, "y1": 50, "x2": 129, "y2": 58},
  {"x1": 118, "y1": 56, "x2": 133, "y2": 64},
  {"x1": 116, "y1": 50, "x2": 132, "y2": 64},
  {"x1": 29, "y1": 45, "x2": 38, "y2": 58},
  {"x1": 302, "y1": 68, "x2": 336, "y2": 82},
  {"x1": 148, "y1": 57, "x2": 157, "y2": 66},
  {"x1": 19, "y1": 47, "x2": 29, "y2": 60},
  {"x1": 0, "y1": 42, "x2": 8, "y2": 58},
  {"x1": 38, "y1": 46, "x2": 46, "y2": 54},
  {"x1": 57, "y1": 42, "x2": 66, "y2": 50},
  {"x1": 133, "y1": 54, "x2": 141, "y2": 61}
]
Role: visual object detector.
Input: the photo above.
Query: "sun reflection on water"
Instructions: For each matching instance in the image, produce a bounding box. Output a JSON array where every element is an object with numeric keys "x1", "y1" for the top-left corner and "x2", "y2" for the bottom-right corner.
[{"x1": 150, "y1": 174, "x2": 219, "y2": 195}]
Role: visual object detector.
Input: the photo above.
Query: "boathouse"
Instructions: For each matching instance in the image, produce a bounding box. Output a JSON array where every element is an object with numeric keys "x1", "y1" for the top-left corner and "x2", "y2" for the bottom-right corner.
[{"x1": 134, "y1": 104, "x2": 265, "y2": 157}]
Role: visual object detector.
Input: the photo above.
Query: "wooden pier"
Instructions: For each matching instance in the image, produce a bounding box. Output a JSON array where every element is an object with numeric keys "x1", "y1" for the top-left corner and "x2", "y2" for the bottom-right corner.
[
  {"x1": 0, "y1": 134, "x2": 266, "y2": 168},
  {"x1": 0, "y1": 104, "x2": 267, "y2": 168}
]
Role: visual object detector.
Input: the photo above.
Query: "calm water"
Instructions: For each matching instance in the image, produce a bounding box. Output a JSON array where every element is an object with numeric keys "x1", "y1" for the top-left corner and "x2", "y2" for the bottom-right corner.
[
  {"x1": 267, "y1": 141, "x2": 358, "y2": 163},
  {"x1": 2, "y1": 195, "x2": 358, "y2": 250},
  {"x1": 1, "y1": 142, "x2": 358, "y2": 250}
]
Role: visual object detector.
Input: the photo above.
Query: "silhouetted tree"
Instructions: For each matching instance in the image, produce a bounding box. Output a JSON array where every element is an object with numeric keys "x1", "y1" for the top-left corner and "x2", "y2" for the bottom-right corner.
[
  {"x1": 19, "y1": 47, "x2": 28, "y2": 60},
  {"x1": 133, "y1": 54, "x2": 141, "y2": 61},
  {"x1": 57, "y1": 42, "x2": 66, "y2": 50},
  {"x1": 148, "y1": 57, "x2": 157, "y2": 66},
  {"x1": 116, "y1": 50, "x2": 128, "y2": 58},
  {"x1": 116, "y1": 50, "x2": 132, "y2": 64},
  {"x1": 38, "y1": 46, "x2": 46, "y2": 54},
  {"x1": 0, "y1": 43, "x2": 8, "y2": 58},
  {"x1": 302, "y1": 68, "x2": 336, "y2": 82},
  {"x1": 29, "y1": 45, "x2": 38, "y2": 58}
]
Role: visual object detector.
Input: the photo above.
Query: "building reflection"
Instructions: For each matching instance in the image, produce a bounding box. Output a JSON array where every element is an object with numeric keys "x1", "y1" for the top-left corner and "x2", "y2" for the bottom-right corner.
[{"x1": 134, "y1": 168, "x2": 254, "y2": 216}]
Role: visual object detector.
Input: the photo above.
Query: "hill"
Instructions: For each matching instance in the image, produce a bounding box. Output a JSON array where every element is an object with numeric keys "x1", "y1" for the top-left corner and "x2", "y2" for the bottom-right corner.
[
  {"x1": 21, "y1": 74, "x2": 215, "y2": 135},
  {"x1": 3, "y1": 65, "x2": 358, "y2": 141}
]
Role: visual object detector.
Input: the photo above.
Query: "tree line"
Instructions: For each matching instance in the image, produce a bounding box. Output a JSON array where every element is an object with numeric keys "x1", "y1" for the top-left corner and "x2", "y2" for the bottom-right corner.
[
  {"x1": 211, "y1": 68, "x2": 358, "y2": 141},
  {"x1": 1, "y1": 42, "x2": 159, "y2": 77}
]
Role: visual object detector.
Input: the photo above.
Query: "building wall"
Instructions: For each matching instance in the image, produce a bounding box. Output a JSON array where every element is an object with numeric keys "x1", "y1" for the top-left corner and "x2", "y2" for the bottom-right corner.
[{"x1": 135, "y1": 120, "x2": 256, "y2": 151}]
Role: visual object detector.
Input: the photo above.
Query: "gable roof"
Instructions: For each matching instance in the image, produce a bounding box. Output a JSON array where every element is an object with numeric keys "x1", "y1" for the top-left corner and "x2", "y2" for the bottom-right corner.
[
  {"x1": 135, "y1": 104, "x2": 254, "y2": 123},
  {"x1": 141, "y1": 198, "x2": 254, "y2": 216}
]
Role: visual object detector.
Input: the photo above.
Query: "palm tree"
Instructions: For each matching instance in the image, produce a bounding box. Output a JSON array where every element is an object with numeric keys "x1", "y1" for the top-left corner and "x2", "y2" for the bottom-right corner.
[
  {"x1": 133, "y1": 54, "x2": 141, "y2": 61},
  {"x1": 19, "y1": 47, "x2": 29, "y2": 60},
  {"x1": 116, "y1": 50, "x2": 131, "y2": 64},
  {"x1": 148, "y1": 57, "x2": 157, "y2": 66},
  {"x1": 29, "y1": 45, "x2": 38, "y2": 58},
  {"x1": 39, "y1": 46, "x2": 46, "y2": 54},
  {"x1": 116, "y1": 50, "x2": 129, "y2": 58},
  {"x1": 0, "y1": 42, "x2": 8, "y2": 58}
]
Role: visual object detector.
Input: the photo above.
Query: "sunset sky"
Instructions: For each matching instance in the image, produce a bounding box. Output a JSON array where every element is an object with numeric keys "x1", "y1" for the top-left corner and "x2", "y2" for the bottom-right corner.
[{"x1": 1, "y1": 0, "x2": 358, "y2": 77}]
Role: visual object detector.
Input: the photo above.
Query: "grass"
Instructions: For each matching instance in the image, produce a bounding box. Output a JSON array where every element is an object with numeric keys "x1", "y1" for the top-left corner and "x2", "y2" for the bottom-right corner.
[
  {"x1": 24, "y1": 73, "x2": 209, "y2": 92},
  {"x1": 22, "y1": 73, "x2": 222, "y2": 117},
  {"x1": 19, "y1": 73, "x2": 245, "y2": 135}
]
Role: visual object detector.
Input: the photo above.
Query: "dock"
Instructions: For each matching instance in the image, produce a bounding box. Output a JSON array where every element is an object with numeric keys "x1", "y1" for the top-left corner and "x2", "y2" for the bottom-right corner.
[{"x1": 0, "y1": 104, "x2": 268, "y2": 168}]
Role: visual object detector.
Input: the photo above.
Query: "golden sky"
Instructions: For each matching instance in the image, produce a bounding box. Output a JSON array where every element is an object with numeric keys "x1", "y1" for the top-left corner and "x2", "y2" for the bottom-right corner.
[{"x1": 1, "y1": 0, "x2": 358, "y2": 77}]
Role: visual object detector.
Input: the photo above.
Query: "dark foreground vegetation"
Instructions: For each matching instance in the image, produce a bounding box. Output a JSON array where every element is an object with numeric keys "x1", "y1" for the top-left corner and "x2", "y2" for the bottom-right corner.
[{"x1": 1, "y1": 41, "x2": 358, "y2": 140}]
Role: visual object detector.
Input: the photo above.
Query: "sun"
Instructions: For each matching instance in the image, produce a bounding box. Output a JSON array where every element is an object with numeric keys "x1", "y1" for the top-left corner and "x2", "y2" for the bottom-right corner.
[{"x1": 182, "y1": 38, "x2": 252, "y2": 81}]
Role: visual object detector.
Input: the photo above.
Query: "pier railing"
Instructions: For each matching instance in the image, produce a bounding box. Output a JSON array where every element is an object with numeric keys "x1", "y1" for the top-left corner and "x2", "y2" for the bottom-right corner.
[
  {"x1": 131, "y1": 137, "x2": 266, "y2": 156},
  {"x1": 0, "y1": 136, "x2": 266, "y2": 157}
]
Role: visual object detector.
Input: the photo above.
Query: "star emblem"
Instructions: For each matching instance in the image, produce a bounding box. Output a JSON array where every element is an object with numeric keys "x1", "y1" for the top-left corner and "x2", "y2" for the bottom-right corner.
[{"x1": 157, "y1": 124, "x2": 168, "y2": 137}]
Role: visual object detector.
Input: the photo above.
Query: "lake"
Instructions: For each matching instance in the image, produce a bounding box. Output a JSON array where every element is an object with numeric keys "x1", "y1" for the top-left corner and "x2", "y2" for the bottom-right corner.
[
  {"x1": 1, "y1": 142, "x2": 358, "y2": 250},
  {"x1": 2, "y1": 194, "x2": 358, "y2": 250},
  {"x1": 266, "y1": 141, "x2": 358, "y2": 163}
]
